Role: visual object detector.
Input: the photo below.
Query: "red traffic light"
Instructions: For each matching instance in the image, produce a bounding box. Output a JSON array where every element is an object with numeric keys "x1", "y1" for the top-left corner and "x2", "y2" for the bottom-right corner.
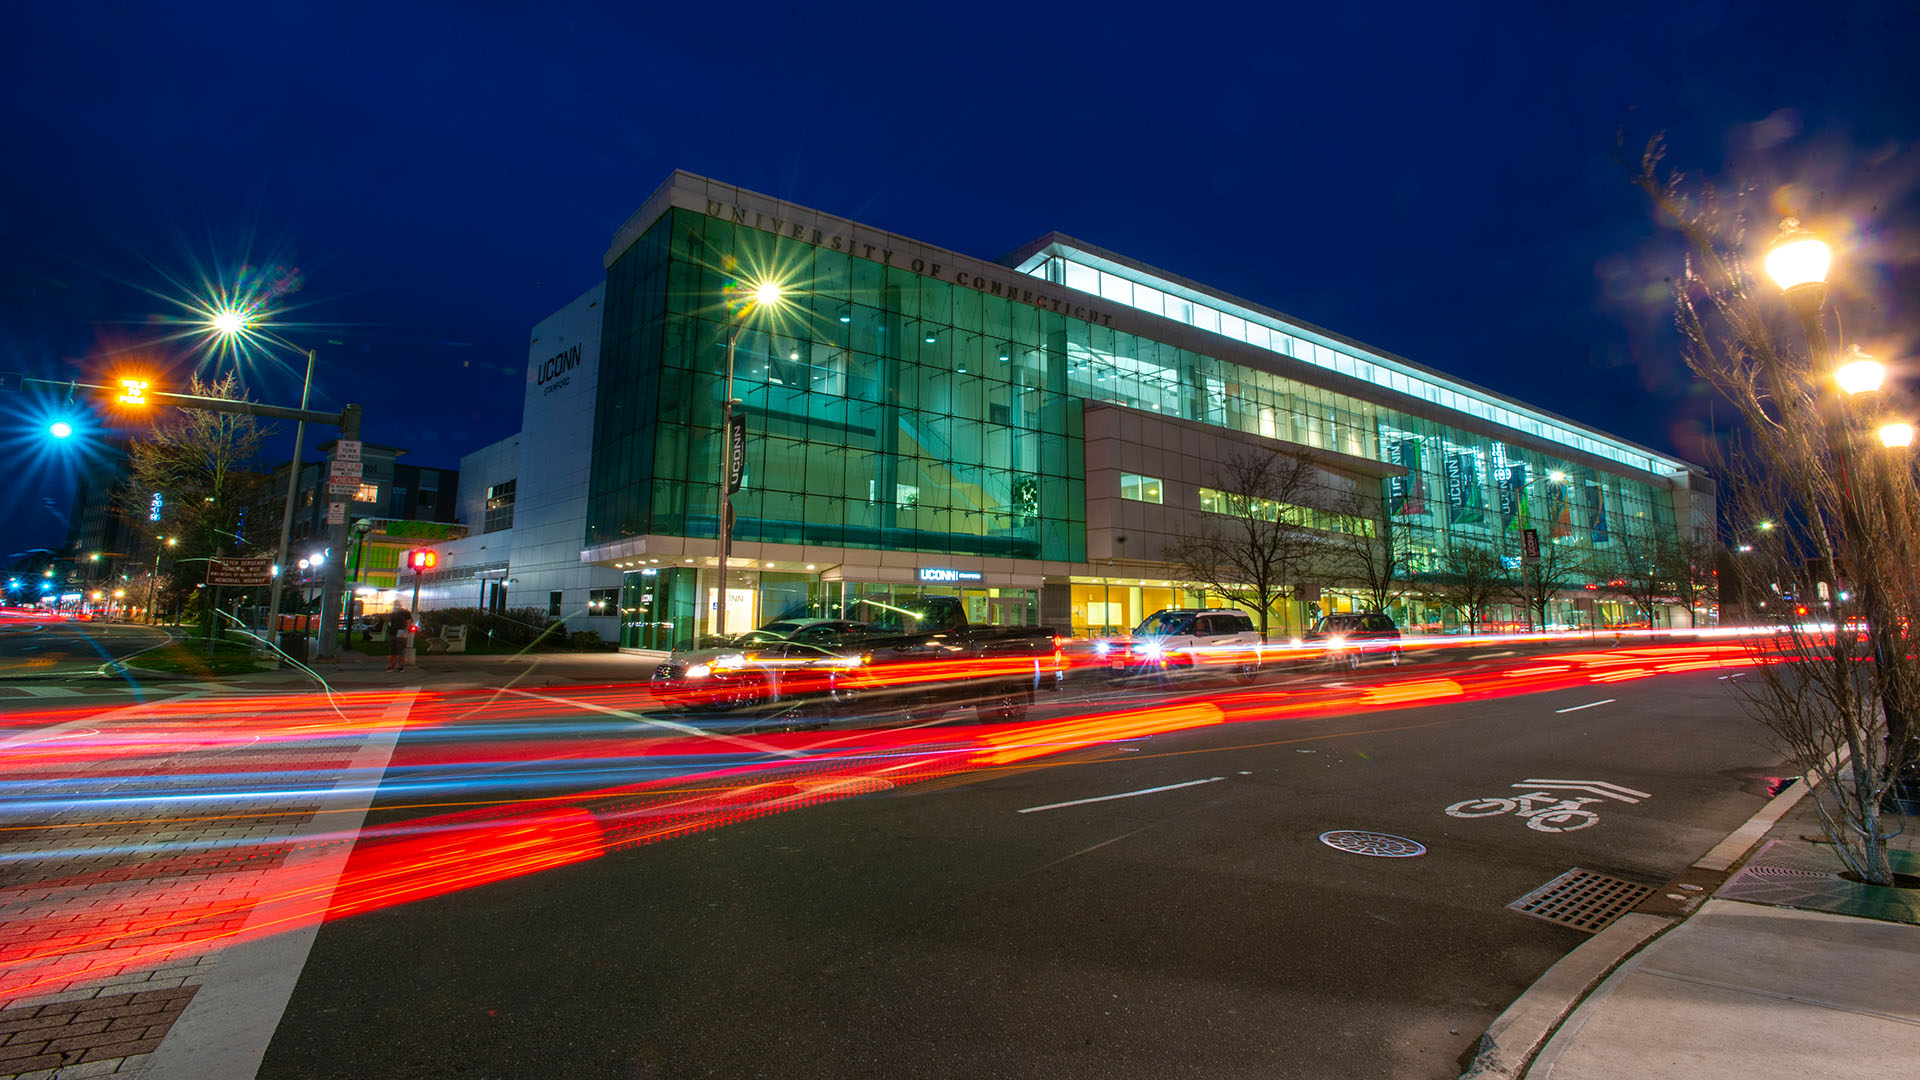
[{"x1": 408, "y1": 549, "x2": 438, "y2": 572}]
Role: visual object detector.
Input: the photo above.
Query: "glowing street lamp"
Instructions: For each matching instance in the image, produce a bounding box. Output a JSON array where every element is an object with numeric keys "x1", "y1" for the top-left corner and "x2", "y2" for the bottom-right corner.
[
  {"x1": 1763, "y1": 219, "x2": 1831, "y2": 296},
  {"x1": 48, "y1": 420, "x2": 74, "y2": 440},
  {"x1": 210, "y1": 308, "x2": 248, "y2": 337},
  {"x1": 1834, "y1": 345, "x2": 1886, "y2": 396},
  {"x1": 1880, "y1": 423, "x2": 1914, "y2": 449}
]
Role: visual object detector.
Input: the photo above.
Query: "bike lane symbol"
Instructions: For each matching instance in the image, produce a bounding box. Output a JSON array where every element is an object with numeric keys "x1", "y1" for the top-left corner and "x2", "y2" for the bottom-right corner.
[{"x1": 1445, "y1": 779, "x2": 1651, "y2": 833}]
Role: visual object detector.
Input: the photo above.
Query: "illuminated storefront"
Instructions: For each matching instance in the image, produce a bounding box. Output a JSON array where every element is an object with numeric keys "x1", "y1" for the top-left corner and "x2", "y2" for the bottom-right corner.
[{"x1": 580, "y1": 172, "x2": 1711, "y2": 648}]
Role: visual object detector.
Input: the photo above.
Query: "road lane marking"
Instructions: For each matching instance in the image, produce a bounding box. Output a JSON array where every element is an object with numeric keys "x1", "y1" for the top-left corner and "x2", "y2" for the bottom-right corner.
[
  {"x1": 494, "y1": 687, "x2": 806, "y2": 758},
  {"x1": 1017, "y1": 776, "x2": 1224, "y2": 814},
  {"x1": 1471, "y1": 650, "x2": 1518, "y2": 659},
  {"x1": 1516, "y1": 778, "x2": 1650, "y2": 802},
  {"x1": 1554, "y1": 699, "x2": 1616, "y2": 714}
]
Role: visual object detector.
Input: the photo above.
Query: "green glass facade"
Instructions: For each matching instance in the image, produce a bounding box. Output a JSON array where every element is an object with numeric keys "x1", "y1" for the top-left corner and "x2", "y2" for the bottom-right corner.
[
  {"x1": 588, "y1": 189, "x2": 1700, "y2": 644},
  {"x1": 589, "y1": 208, "x2": 1082, "y2": 562}
]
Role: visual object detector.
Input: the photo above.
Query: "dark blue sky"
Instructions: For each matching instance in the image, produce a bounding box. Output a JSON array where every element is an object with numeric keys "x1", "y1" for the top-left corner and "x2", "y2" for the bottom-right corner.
[{"x1": 4, "y1": 2, "x2": 1915, "y2": 558}]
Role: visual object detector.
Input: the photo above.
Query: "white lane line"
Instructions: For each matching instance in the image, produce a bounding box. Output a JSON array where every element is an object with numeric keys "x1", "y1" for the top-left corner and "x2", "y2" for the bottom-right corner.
[
  {"x1": 1471, "y1": 650, "x2": 1519, "y2": 659},
  {"x1": 1017, "y1": 776, "x2": 1224, "y2": 814},
  {"x1": 495, "y1": 687, "x2": 806, "y2": 758},
  {"x1": 1555, "y1": 699, "x2": 1616, "y2": 714}
]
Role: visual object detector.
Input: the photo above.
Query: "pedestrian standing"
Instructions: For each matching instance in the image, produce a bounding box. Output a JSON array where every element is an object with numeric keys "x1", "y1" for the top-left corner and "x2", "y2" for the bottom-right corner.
[{"x1": 386, "y1": 609, "x2": 411, "y2": 672}]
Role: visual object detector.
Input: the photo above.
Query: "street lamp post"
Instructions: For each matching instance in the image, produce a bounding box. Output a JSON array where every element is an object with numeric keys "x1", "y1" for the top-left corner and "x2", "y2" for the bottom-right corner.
[
  {"x1": 263, "y1": 346, "x2": 317, "y2": 658},
  {"x1": 715, "y1": 280, "x2": 783, "y2": 641},
  {"x1": 145, "y1": 536, "x2": 175, "y2": 625},
  {"x1": 1765, "y1": 217, "x2": 1915, "y2": 772}
]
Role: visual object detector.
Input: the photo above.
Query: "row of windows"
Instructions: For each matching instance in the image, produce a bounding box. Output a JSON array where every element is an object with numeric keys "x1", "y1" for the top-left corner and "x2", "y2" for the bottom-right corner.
[
  {"x1": 1026, "y1": 253, "x2": 1683, "y2": 477},
  {"x1": 1196, "y1": 487, "x2": 1376, "y2": 538}
]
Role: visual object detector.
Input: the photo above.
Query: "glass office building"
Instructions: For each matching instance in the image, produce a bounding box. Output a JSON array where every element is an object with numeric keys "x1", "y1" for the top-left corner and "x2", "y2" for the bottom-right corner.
[{"x1": 584, "y1": 172, "x2": 1711, "y2": 649}]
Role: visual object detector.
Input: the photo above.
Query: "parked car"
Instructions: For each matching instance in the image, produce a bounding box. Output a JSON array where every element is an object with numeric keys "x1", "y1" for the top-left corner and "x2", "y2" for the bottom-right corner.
[
  {"x1": 1303, "y1": 612, "x2": 1403, "y2": 669},
  {"x1": 1106, "y1": 608, "x2": 1263, "y2": 683},
  {"x1": 835, "y1": 596, "x2": 1062, "y2": 723},
  {"x1": 649, "y1": 638, "x2": 857, "y2": 713}
]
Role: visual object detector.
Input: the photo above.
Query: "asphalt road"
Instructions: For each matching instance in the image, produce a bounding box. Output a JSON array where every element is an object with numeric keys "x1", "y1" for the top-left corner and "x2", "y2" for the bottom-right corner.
[
  {"x1": 0, "y1": 615, "x2": 175, "y2": 679},
  {"x1": 257, "y1": 661, "x2": 1786, "y2": 1080}
]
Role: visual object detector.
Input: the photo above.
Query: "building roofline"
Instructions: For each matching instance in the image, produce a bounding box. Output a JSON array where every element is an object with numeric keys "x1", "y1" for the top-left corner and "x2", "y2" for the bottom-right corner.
[
  {"x1": 1007, "y1": 231, "x2": 1705, "y2": 479},
  {"x1": 609, "y1": 171, "x2": 1704, "y2": 483}
]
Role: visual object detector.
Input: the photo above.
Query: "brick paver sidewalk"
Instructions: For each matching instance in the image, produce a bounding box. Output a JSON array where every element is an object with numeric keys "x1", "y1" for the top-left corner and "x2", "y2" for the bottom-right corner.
[{"x1": 0, "y1": 689, "x2": 416, "y2": 1079}]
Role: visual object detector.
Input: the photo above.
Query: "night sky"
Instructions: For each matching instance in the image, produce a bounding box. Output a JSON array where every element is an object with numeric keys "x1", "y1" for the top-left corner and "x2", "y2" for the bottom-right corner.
[{"x1": 4, "y1": 2, "x2": 1915, "y2": 560}]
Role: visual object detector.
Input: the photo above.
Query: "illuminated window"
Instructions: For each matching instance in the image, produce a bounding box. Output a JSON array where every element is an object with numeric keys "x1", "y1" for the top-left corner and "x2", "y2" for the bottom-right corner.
[
  {"x1": 1120, "y1": 473, "x2": 1163, "y2": 504},
  {"x1": 352, "y1": 483, "x2": 379, "y2": 504},
  {"x1": 485, "y1": 479, "x2": 516, "y2": 532},
  {"x1": 1197, "y1": 486, "x2": 1373, "y2": 537}
]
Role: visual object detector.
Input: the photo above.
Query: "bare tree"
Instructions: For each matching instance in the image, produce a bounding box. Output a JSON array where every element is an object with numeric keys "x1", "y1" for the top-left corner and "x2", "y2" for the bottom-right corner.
[
  {"x1": 114, "y1": 374, "x2": 275, "y2": 625},
  {"x1": 1428, "y1": 538, "x2": 1506, "y2": 634},
  {"x1": 1603, "y1": 526, "x2": 1675, "y2": 627},
  {"x1": 1163, "y1": 449, "x2": 1325, "y2": 639},
  {"x1": 1506, "y1": 532, "x2": 1591, "y2": 631},
  {"x1": 1326, "y1": 501, "x2": 1420, "y2": 615},
  {"x1": 1629, "y1": 134, "x2": 1917, "y2": 885},
  {"x1": 1668, "y1": 535, "x2": 1718, "y2": 628}
]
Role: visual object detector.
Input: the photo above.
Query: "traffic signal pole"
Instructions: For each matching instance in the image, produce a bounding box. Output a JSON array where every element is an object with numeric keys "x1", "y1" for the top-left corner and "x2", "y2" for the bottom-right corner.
[
  {"x1": 315, "y1": 404, "x2": 360, "y2": 661},
  {"x1": 263, "y1": 349, "x2": 316, "y2": 662},
  {"x1": 6, "y1": 373, "x2": 364, "y2": 662}
]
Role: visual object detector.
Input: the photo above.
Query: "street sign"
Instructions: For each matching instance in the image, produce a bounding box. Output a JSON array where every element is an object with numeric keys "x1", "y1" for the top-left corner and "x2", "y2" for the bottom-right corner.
[
  {"x1": 726, "y1": 414, "x2": 747, "y2": 493},
  {"x1": 326, "y1": 501, "x2": 346, "y2": 525},
  {"x1": 334, "y1": 440, "x2": 363, "y2": 462},
  {"x1": 1521, "y1": 528, "x2": 1542, "y2": 566},
  {"x1": 328, "y1": 478, "x2": 361, "y2": 496},
  {"x1": 205, "y1": 557, "x2": 274, "y2": 587},
  {"x1": 329, "y1": 459, "x2": 364, "y2": 479}
]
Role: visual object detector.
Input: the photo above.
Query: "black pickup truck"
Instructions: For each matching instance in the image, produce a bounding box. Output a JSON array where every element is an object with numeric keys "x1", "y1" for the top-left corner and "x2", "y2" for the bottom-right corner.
[{"x1": 829, "y1": 596, "x2": 1062, "y2": 723}]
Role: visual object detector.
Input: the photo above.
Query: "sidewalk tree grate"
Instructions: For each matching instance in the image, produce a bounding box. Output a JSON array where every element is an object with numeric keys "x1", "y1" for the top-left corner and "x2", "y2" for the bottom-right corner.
[
  {"x1": 1509, "y1": 867, "x2": 1655, "y2": 933},
  {"x1": 1318, "y1": 830, "x2": 1426, "y2": 857}
]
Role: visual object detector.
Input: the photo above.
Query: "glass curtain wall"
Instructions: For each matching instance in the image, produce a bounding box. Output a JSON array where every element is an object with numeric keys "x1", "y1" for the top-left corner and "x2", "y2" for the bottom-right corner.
[{"x1": 589, "y1": 207, "x2": 1683, "y2": 637}]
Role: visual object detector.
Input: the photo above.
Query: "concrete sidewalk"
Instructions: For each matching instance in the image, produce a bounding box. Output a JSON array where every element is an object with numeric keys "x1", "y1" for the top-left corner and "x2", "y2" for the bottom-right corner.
[{"x1": 1470, "y1": 776, "x2": 1920, "y2": 1079}]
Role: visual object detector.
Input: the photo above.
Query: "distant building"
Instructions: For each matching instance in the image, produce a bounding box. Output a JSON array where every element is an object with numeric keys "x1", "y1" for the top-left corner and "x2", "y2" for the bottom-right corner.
[
  {"x1": 406, "y1": 284, "x2": 623, "y2": 639},
  {"x1": 260, "y1": 443, "x2": 461, "y2": 613},
  {"x1": 63, "y1": 437, "x2": 134, "y2": 585}
]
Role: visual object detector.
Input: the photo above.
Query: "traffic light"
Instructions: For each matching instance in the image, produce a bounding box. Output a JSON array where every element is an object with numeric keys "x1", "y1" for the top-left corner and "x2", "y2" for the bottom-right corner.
[{"x1": 407, "y1": 549, "x2": 438, "y2": 573}]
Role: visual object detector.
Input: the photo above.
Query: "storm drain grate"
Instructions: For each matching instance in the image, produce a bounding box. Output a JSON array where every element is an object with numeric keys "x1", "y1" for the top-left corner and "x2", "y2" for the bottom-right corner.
[
  {"x1": 1319, "y1": 830, "x2": 1427, "y2": 858},
  {"x1": 1509, "y1": 867, "x2": 1655, "y2": 933}
]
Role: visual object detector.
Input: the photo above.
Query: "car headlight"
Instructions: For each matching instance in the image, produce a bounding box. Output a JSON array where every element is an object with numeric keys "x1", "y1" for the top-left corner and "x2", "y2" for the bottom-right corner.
[
  {"x1": 684, "y1": 663, "x2": 712, "y2": 679},
  {"x1": 1327, "y1": 636, "x2": 1347, "y2": 649},
  {"x1": 1094, "y1": 640, "x2": 1112, "y2": 657}
]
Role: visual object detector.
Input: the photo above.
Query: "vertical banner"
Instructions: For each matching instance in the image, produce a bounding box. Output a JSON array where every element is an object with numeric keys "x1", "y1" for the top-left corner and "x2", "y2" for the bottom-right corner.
[
  {"x1": 726, "y1": 413, "x2": 747, "y2": 494},
  {"x1": 1387, "y1": 436, "x2": 1430, "y2": 517},
  {"x1": 1444, "y1": 449, "x2": 1485, "y2": 525},
  {"x1": 1584, "y1": 473, "x2": 1609, "y2": 544},
  {"x1": 1546, "y1": 478, "x2": 1573, "y2": 538},
  {"x1": 1521, "y1": 528, "x2": 1541, "y2": 565},
  {"x1": 1498, "y1": 464, "x2": 1530, "y2": 531}
]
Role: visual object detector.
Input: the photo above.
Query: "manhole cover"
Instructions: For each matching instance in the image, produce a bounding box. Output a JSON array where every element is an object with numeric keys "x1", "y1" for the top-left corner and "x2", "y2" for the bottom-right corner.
[
  {"x1": 1319, "y1": 830, "x2": 1427, "y2": 857},
  {"x1": 1510, "y1": 867, "x2": 1655, "y2": 933}
]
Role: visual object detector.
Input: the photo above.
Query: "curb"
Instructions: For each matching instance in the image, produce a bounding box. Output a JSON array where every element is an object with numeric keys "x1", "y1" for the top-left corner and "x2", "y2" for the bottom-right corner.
[{"x1": 1458, "y1": 763, "x2": 1826, "y2": 1079}]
